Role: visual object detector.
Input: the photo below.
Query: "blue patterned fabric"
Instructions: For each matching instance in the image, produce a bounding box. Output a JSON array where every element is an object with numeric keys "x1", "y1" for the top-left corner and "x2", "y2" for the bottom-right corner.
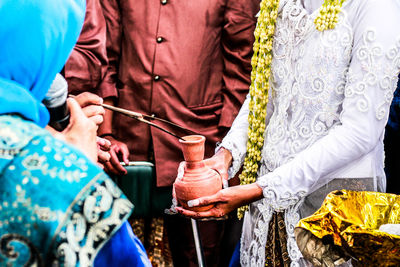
[
  {"x1": 0, "y1": 1, "x2": 149, "y2": 266},
  {"x1": 0, "y1": 115, "x2": 133, "y2": 266},
  {"x1": 0, "y1": 0, "x2": 85, "y2": 127}
]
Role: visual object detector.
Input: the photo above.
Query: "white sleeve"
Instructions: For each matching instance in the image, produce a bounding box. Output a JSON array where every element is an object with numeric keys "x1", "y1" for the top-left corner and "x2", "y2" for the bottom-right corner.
[
  {"x1": 256, "y1": 0, "x2": 400, "y2": 211},
  {"x1": 218, "y1": 90, "x2": 275, "y2": 179}
]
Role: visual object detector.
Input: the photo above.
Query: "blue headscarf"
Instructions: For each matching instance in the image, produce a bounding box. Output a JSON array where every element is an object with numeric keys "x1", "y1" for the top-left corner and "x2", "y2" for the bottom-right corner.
[{"x1": 0, "y1": 0, "x2": 85, "y2": 127}]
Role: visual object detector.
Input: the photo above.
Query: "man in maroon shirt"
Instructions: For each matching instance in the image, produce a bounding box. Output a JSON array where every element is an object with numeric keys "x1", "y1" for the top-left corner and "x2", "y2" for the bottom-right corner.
[
  {"x1": 98, "y1": 1, "x2": 259, "y2": 266},
  {"x1": 64, "y1": 0, "x2": 107, "y2": 96}
]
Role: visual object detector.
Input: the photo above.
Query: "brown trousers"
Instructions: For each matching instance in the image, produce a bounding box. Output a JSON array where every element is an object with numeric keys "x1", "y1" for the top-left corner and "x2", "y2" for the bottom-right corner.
[{"x1": 164, "y1": 214, "x2": 242, "y2": 267}]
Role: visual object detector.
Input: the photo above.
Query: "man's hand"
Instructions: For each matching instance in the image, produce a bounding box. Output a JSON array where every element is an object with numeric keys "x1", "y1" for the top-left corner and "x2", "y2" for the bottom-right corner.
[
  {"x1": 97, "y1": 97, "x2": 129, "y2": 175},
  {"x1": 103, "y1": 135, "x2": 130, "y2": 175},
  {"x1": 97, "y1": 137, "x2": 111, "y2": 169},
  {"x1": 73, "y1": 92, "x2": 105, "y2": 125}
]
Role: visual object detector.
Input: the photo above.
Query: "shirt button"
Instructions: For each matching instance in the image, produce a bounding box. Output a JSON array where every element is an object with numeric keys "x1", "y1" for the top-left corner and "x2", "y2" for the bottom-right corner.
[
  {"x1": 156, "y1": 37, "x2": 164, "y2": 43},
  {"x1": 154, "y1": 75, "x2": 161, "y2": 81},
  {"x1": 161, "y1": 0, "x2": 167, "y2": 5}
]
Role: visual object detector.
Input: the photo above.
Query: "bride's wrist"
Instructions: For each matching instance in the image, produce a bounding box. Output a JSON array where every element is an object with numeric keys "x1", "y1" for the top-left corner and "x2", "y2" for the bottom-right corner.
[
  {"x1": 215, "y1": 147, "x2": 232, "y2": 169},
  {"x1": 232, "y1": 183, "x2": 264, "y2": 207}
]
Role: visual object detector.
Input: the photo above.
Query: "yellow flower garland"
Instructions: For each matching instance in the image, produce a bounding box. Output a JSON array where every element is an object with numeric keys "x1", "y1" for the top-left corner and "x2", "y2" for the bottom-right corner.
[
  {"x1": 315, "y1": 0, "x2": 346, "y2": 31},
  {"x1": 237, "y1": 0, "x2": 346, "y2": 219}
]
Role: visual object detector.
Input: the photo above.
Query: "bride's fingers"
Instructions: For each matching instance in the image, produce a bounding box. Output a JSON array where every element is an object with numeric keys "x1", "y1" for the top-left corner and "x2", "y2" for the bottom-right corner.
[
  {"x1": 175, "y1": 207, "x2": 224, "y2": 218},
  {"x1": 187, "y1": 194, "x2": 220, "y2": 208}
]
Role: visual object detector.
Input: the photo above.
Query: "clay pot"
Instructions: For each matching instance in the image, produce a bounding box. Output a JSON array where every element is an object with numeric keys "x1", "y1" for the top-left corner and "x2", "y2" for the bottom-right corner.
[{"x1": 174, "y1": 135, "x2": 222, "y2": 212}]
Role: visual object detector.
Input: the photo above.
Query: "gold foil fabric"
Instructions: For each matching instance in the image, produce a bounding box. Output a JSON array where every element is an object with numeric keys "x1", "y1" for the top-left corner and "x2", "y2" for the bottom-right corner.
[{"x1": 295, "y1": 190, "x2": 400, "y2": 266}]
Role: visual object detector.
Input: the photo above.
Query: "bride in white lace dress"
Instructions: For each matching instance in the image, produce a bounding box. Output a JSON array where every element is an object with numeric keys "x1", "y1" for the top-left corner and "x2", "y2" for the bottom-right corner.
[{"x1": 175, "y1": 0, "x2": 400, "y2": 266}]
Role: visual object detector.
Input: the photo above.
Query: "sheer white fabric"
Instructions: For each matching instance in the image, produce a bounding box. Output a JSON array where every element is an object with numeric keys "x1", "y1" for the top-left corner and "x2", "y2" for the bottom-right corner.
[{"x1": 218, "y1": 0, "x2": 400, "y2": 266}]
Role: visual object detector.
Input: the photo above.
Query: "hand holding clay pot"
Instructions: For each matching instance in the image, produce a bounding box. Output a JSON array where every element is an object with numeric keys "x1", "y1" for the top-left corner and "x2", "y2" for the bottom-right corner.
[
  {"x1": 203, "y1": 148, "x2": 232, "y2": 189},
  {"x1": 173, "y1": 135, "x2": 223, "y2": 212},
  {"x1": 174, "y1": 140, "x2": 264, "y2": 218}
]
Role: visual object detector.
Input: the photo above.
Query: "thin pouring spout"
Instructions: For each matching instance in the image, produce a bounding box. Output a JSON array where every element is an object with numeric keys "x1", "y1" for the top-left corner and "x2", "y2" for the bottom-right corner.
[
  {"x1": 68, "y1": 94, "x2": 198, "y2": 141},
  {"x1": 101, "y1": 103, "x2": 143, "y2": 119},
  {"x1": 100, "y1": 103, "x2": 186, "y2": 141}
]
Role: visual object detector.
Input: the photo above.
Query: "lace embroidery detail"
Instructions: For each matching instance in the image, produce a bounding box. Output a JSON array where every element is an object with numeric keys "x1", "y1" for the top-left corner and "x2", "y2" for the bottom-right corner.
[
  {"x1": 381, "y1": 37, "x2": 400, "y2": 119},
  {"x1": 217, "y1": 140, "x2": 246, "y2": 179},
  {"x1": 346, "y1": 30, "x2": 400, "y2": 120},
  {"x1": 257, "y1": 174, "x2": 307, "y2": 211},
  {"x1": 263, "y1": 3, "x2": 352, "y2": 172},
  {"x1": 240, "y1": 200, "x2": 273, "y2": 267}
]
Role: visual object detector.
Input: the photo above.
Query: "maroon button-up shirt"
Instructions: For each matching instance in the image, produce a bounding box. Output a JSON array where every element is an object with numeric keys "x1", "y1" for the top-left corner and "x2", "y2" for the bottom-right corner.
[
  {"x1": 100, "y1": 0, "x2": 259, "y2": 186},
  {"x1": 65, "y1": 0, "x2": 107, "y2": 95}
]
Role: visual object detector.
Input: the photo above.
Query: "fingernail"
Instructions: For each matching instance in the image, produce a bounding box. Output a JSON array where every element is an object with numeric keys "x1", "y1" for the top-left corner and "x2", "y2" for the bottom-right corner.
[{"x1": 187, "y1": 199, "x2": 199, "y2": 207}]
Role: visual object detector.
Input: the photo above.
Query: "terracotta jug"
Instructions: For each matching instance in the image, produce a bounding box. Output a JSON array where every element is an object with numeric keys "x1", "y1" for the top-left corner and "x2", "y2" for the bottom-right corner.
[{"x1": 174, "y1": 135, "x2": 222, "y2": 212}]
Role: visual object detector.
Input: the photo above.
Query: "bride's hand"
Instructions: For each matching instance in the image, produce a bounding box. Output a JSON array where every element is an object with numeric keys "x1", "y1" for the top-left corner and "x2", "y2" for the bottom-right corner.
[
  {"x1": 175, "y1": 183, "x2": 263, "y2": 219},
  {"x1": 203, "y1": 147, "x2": 232, "y2": 188}
]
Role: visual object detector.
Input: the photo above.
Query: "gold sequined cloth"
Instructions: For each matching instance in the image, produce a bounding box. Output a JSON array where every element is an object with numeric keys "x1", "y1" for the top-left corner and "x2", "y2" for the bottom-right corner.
[{"x1": 295, "y1": 190, "x2": 400, "y2": 266}]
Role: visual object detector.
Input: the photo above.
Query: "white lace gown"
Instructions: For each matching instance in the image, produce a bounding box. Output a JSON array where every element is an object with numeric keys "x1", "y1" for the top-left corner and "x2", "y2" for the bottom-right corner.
[{"x1": 219, "y1": 0, "x2": 400, "y2": 266}]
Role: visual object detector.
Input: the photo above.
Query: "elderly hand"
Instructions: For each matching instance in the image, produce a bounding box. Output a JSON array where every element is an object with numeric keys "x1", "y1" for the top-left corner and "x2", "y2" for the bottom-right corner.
[
  {"x1": 47, "y1": 92, "x2": 116, "y2": 168},
  {"x1": 103, "y1": 135, "x2": 129, "y2": 175},
  {"x1": 97, "y1": 137, "x2": 111, "y2": 169},
  {"x1": 57, "y1": 97, "x2": 98, "y2": 162},
  {"x1": 73, "y1": 92, "x2": 105, "y2": 125},
  {"x1": 73, "y1": 93, "x2": 115, "y2": 167}
]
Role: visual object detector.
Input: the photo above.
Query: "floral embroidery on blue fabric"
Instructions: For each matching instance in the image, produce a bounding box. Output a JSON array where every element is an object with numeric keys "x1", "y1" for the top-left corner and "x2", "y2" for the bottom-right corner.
[
  {"x1": 0, "y1": 115, "x2": 133, "y2": 266},
  {"x1": 0, "y1": 116, "x2": 38, "y2": 161}
]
